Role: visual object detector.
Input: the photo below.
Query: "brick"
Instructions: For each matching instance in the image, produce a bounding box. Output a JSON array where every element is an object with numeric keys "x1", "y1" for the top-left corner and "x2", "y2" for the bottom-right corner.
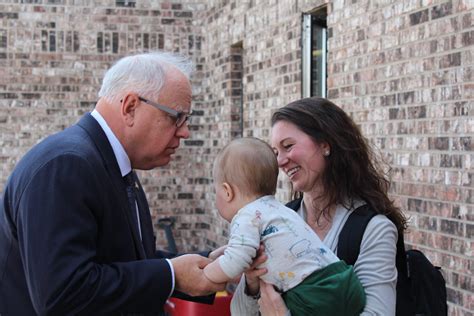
[
  {"x1": 440, "y1": 52, "x2": 462, "y2": 68},
  {"x1": 462, "y1": 30, "x2": 474, "y2": 46},
  {"x1": 447, "y1": 288, "x2": 464, "y2": 305},
  {"x1": 418, "y1": 215, "x2": 438, "y2": 231},
  {"x1": 161, "y1": 18, "x2": 175, "y2": 24},
  {"x1": 440, "y1": 218, "x2": 464, "y2": 236},
  {"x1": 431, "y1": 2, "x2": 453, "y2": 20},
  {"x1": 452, "y1": 137, "x2": 472, "y2": 151},
  {"x1": 397, "y1": 91, "x2": 415, "y2": 105},
  {"x1": 0, "y1": 12, "x2": 18, "y2": 19},
  {"x1": 409, "y1": 9, "x2": 429, "y2": 26},
  {"x1": 407, "y1": 105, "x2": 426, "y2": 119},
  {"x1": 174, "y1": 11, "x2": 192, "y2": 18},
  {"x1": 429, "y1": 137, "x2": 450, "y2": 150},
  {"x1": 462, "y1": 12, "x2": 472, "y2": 28}
]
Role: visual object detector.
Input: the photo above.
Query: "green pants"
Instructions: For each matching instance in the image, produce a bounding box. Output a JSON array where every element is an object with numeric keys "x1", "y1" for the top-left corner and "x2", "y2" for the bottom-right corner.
[{"x1": 282, "y1": 260, "x2": 366, "y2": 316}]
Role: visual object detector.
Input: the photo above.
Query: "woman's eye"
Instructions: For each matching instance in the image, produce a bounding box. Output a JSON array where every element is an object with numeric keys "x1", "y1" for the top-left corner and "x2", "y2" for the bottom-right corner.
[{"x1": 283, "y1": 144, "x2": 293, "y2": 150}]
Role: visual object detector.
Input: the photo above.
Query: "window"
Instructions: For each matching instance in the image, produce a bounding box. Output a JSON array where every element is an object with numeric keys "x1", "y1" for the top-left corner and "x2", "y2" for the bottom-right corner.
[
  {"x1": 230, "y1": 42, "x2": 243, "y2": 139},
  {"x1": 116, "y1": 0, "x2": 136, "y2": 7},
  {"x1": 302, "y1": 8, "x2": 327, "y2": 98}
]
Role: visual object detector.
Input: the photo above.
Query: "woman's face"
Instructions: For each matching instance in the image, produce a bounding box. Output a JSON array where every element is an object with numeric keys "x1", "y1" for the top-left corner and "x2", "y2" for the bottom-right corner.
[{"x1": 271, "y1": 120, "x2": 329, "y2": 193}]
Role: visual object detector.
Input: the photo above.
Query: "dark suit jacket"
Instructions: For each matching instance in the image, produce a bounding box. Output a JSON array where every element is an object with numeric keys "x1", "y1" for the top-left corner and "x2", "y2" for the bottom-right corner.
[{"x1": 0, "y1": 114, "x2": 193, "y2": 315}]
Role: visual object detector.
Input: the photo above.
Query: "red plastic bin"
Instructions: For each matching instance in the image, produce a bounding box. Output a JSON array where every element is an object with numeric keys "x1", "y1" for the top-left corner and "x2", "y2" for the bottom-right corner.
[{"x1": 164, "y1": 292, "x2": 232, "y2": 316}]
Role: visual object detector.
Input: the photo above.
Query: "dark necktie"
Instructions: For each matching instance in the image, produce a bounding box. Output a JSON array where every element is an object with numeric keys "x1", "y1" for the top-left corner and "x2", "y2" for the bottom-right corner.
[
  {"x1": 124, "y1": 171, "x2": 155, "y2": 259},
  {"x1": 124, "y1": 171, "x2": 142, "y2": 240}
]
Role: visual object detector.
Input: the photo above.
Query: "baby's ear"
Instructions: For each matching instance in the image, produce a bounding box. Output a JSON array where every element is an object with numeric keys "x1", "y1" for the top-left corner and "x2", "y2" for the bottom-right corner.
[{"x1": 222, "y1": 182, "x2": 234, "y2": 202}]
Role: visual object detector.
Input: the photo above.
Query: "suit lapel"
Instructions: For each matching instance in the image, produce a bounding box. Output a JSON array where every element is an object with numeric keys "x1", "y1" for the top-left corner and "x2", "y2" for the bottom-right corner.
[{"x1": 76, "y1": 113, "x2": 146, "y2": 260}]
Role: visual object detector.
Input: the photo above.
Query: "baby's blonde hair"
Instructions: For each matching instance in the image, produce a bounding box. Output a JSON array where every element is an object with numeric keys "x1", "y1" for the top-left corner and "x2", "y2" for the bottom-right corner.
[{"x1": 213, "y1": 137, "x2": 278, "y2": 197}]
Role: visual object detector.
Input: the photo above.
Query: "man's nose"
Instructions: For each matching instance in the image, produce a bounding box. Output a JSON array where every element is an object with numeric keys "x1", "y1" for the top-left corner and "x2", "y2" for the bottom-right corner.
[{"x1": 176, "y1": 123, "x2": 190, "y2": 139}]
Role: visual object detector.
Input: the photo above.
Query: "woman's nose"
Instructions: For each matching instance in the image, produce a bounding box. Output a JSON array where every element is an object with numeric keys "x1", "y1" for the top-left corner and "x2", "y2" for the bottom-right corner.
[{"x1": 276, "y1": 152, "x2": 288, "y2": 167}]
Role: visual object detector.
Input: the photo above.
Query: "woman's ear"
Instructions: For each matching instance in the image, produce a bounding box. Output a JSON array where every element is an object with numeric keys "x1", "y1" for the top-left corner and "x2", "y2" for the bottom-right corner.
[
  {"x1": 320, "y1": 142, "x2": 331, "y2": 157},
  {"x1": 121, "y1": 93, "x2": 139, "y2": 127},
  {"x1": 222, "y1": 182, "x2": 234, "y2": 202}
]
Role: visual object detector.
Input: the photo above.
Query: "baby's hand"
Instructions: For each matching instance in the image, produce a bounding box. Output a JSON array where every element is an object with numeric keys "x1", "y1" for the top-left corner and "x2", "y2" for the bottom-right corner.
[{"x1": 209, "y1": 245, "x2": 227, "y2": 261}]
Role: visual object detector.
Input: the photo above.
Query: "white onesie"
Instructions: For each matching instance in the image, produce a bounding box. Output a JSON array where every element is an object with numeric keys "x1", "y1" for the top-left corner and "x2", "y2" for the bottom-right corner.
[{"x1": 218, "y1": 195, "x2": 339, "y2": 292}]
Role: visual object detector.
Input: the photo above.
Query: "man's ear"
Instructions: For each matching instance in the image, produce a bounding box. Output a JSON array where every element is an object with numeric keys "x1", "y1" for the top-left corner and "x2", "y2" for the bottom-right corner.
[
  {"x1": 121, "y1": 93, "x2": 140, "y2": 127},
  {"x1": 222, "y1": 182, "x2": 234, "y2": 202}
]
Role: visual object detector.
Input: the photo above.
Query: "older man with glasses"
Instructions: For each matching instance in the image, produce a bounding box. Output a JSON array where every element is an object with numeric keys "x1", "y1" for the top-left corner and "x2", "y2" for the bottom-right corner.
[{"x1": 0, "y1": 52, "x2": 225, "y2": 315}]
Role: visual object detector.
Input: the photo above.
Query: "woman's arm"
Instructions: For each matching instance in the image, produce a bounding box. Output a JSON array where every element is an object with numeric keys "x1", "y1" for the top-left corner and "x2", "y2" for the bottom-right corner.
[
  {"x1": 353, "y1": 215, "x2": 398, "y2": 315},
  {"x1": 258, "y1": 281, "x2": 291, "y2": 316},
  {"x1": 231, "y1": 275, "x2": 261, "y2": 316}
]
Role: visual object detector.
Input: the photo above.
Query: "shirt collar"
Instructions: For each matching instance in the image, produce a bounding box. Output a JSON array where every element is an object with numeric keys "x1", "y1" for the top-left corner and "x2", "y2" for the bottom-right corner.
[{"x1": 90, "y1": 109, "x2": 131, "y2": 177}]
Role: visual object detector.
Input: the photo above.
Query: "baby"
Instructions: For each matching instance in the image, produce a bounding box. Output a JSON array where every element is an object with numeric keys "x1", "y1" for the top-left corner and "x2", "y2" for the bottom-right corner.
[{"x1": 204, "y1": 137, "x2": 365, "y2": 316}]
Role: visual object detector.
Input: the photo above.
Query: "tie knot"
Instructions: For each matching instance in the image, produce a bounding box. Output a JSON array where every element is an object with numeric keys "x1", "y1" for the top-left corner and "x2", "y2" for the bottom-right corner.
[{"x1": 124, "y1": 171, "x2": 135, "y2": 187}]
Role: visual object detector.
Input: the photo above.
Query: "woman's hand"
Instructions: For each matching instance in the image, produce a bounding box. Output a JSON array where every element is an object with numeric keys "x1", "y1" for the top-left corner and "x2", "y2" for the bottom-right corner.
[
  {"x1": 244, "y1": 244, "x2": 268, "y2": 296},
  {"x1": 258, "y1": 280, "x2": 289, "y2": 316}
]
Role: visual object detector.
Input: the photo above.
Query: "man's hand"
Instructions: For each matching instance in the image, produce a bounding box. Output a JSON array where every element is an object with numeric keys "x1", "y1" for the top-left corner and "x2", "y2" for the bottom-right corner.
[
  {"x1": 244, "y1": 244, "x2": 268, "y2": 296},
  {"x1": 258, "y1": 281, "x2": 289, "y2": 316},
  {"x1": 170, "y1": 254, "x2": 225, "y2": 296}
]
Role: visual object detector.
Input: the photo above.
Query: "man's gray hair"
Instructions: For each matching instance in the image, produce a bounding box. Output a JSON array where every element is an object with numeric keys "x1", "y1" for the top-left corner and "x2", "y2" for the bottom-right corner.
[{"x1": 98, "y1": 51, "x2": 194, "y2": 103}]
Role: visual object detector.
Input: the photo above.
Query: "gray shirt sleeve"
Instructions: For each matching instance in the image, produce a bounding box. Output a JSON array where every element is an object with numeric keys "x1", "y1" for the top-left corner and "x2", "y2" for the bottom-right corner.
[
  {"x1": 230, "y1": 275, "x2": 260, "y2": 316},
  {"x1": 355, "y1": 214, "x2": 398, "y2": 316}
]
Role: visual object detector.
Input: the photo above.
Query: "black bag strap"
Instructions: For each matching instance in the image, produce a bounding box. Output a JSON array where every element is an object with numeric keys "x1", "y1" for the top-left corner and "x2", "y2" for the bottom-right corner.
[
  {"x1": 338, "y1": 204, "x2": 408, "y2": 273},
  {"x1": 337, "y1": 204, "x2": 378, "y2": 265},
  {"x1": 396, "y1": 229, "x2": 408, "y2": 277},
  {"x1": 285, "y1": 198, "x2": 302, "y2": 211}
]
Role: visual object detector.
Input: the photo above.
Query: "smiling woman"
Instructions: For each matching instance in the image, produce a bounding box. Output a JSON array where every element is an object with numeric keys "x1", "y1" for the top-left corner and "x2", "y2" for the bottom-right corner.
[{"x1": 231, "y1": 97, "x2": 408, "y2": 316}]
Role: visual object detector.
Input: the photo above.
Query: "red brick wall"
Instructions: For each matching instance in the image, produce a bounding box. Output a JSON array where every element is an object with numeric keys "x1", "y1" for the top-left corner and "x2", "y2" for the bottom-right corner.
[{"x1": 1, "y1": 0, "x2": 472, "y2": 314}]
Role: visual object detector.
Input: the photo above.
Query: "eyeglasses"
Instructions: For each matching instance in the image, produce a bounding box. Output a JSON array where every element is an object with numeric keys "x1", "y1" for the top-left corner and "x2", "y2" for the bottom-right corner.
[{"x1": 138, "y1": 96, "x2": 192, "y2": 127}]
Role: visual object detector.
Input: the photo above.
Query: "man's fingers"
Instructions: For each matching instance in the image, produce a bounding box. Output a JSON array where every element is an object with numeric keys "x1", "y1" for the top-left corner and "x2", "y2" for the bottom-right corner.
[
  {"x1": 171, "y1": 254, "x2": 225, "y2": 296},
  {"x1": 197, "y1": 256, "x2": 212, "y2": 269}
]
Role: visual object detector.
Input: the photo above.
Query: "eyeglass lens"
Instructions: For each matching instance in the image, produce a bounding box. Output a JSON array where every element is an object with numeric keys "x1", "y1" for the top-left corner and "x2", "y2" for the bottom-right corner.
[{"x1": 176, "y1": 114, "x2": 190, "y2": 127}]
